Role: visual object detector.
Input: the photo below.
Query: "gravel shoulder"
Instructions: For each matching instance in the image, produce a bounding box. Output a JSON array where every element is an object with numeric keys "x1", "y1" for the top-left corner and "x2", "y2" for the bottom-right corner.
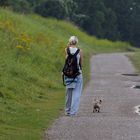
[{"x1": 45, "y1": 53, "x2": 140, "y2": 140}]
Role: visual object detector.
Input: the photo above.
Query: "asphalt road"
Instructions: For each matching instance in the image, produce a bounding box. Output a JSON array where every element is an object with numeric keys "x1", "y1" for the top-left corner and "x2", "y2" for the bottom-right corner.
[{"x1": 45, "y1": 53, "x2": 140, "y2": 140}]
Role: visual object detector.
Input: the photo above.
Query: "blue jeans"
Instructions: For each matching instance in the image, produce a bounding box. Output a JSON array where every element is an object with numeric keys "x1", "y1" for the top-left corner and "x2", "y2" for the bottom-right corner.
[{"x1": 65, "y1": 74, "x2": 83, "y2": 115}]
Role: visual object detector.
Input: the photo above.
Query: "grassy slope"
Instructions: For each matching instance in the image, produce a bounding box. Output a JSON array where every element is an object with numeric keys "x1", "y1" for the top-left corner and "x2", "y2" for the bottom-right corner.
[{"x1": 0, "y1": 9, "x2": 133, "y2": 140}]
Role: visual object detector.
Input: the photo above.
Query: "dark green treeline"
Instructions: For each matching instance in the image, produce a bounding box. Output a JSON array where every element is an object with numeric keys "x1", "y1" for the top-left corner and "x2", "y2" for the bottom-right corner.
[{"x1": 0, "y1": 0, "x2": 139, "y2": 47}]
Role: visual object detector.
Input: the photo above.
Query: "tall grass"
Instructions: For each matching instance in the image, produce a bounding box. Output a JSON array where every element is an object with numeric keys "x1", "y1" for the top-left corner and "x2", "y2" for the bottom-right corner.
[
  {"x1": 128, "y1": 50, "x2": 140, "y2": 73},
  {"x1": 0, "y1": 8, "x2": 133, "y2": 140}
]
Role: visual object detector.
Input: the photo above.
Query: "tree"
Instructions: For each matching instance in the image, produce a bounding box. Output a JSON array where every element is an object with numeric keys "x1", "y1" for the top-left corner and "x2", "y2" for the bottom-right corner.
[
  {"x1": 75, "y1": 0, "x2": 107, "y2": 38},
  {"x1": 35, "y1": 0, "x2": 66, "y2": 19},
  {"x1": 26, "y1": 0, "x2": 45, "y2": 10},
  {"x1": 0, "y1": 0, "x2": 10, "y2": 7},
  {"x1": 128, "y1": 0, "x2": 140, "y2": 46},
  {"x1": 104, "y1": 0, "x2": 140, "y2": 46},
  {"x1": 59, "y1": 0, "x2": 77, "y2": 20},
  {"x1": 12, "y1": 0, "x2": 31, "y2": 13}
]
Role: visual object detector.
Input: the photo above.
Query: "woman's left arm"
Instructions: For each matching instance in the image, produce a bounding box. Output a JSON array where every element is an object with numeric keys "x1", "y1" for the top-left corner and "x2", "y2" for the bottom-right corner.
[{"x1": 80, "y1": 49, "x2": 83, "y2": 68}]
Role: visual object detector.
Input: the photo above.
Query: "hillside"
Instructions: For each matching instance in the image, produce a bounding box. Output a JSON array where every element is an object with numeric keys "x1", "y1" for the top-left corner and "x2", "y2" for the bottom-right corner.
[{"x1": 0, "y1": 9, "x2": 132, "y2": 140}]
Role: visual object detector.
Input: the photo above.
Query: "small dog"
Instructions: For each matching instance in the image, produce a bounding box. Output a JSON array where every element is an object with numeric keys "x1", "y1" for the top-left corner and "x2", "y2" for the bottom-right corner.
[{"x1": 93, "y1": 99, "x2": 102, "y2": 113}]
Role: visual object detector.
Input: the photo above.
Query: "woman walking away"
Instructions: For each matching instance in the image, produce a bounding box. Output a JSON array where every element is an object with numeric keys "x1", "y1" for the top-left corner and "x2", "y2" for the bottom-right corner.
[{"x1": 62, "y1": 36, "x2": 83, "y2": 116}]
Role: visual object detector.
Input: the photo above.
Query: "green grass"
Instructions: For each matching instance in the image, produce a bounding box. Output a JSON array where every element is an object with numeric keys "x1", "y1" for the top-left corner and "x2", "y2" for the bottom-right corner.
[
  {"x1": 128, "y1": 49, "x2": 140, "y2": 74},
  {"x1": 0, "y1": 8, "x2": 133, "y2": 140}
]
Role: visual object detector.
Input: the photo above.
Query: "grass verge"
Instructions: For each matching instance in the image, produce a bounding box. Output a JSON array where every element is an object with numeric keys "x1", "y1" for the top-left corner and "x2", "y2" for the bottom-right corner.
[{"x1": 128, "y1": 49, "x2": 140, "y2": 74}]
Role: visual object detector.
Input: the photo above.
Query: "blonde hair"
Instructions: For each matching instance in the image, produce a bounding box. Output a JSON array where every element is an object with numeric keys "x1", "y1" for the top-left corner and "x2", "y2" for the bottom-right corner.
[{"x1": 69, "y1": 36, "x2": 78, "y2": 45}]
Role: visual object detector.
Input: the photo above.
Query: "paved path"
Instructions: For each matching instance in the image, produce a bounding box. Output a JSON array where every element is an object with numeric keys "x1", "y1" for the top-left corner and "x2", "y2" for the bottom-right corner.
[{"x1": 45, "y1": 53, "x2": 140, "y2": 140}]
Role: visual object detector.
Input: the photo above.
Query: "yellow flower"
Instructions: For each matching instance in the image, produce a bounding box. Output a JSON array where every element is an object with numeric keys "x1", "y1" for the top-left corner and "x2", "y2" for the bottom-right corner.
[
  {"x1": 20, "y1": 33, "x2": 32, "y2": 43},
  {"x1": 16, "y1": 45, "x2": 24, "y2": 49},
  {"x1": 26, "y1": 47, "x2": 31, "y2": 50}
]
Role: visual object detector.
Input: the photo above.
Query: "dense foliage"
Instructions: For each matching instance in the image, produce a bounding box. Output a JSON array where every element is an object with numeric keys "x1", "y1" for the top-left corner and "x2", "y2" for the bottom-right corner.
[{"x1": 0, "y1": 0, "x2": 139, "y2": 47}]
